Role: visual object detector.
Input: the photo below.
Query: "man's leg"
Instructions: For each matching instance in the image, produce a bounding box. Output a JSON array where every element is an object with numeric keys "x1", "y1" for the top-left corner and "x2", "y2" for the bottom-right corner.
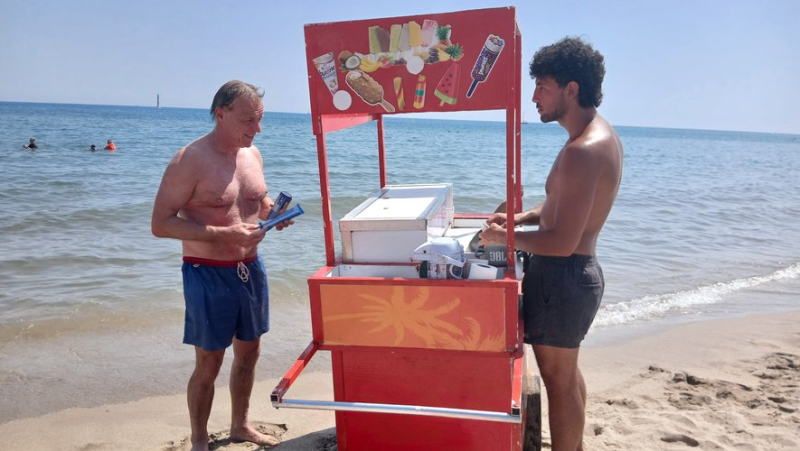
[
  {"x1": 533, "y1": 344, "x2": 585, "y2": 451},
  {"x1": 229, "y1": 337, "x2": 280, "y2": 447},
  {"x1": 188, "y1": 346, "x2": 225, "y2": 451}
]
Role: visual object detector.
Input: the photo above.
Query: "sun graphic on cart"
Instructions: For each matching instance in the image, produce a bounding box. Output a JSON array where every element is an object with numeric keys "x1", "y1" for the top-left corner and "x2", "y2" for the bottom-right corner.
[{"x1": 321, "y1": 286, "x2": 505, "y2": 351}]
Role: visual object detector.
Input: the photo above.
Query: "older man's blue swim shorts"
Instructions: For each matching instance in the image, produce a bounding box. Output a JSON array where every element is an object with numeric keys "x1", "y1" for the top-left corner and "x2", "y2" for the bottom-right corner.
[
  {"x1": 522, "y1": 254, "x2": 604, "y2": 349},
  {"x1": 181, "y1": 255, "x2": 269, "y2": 351}
]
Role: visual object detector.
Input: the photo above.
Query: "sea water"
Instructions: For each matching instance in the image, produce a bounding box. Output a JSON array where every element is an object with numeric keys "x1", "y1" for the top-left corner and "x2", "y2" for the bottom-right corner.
[{"x1": 1, "y1": 102, "x2": 799, "y2": 421}]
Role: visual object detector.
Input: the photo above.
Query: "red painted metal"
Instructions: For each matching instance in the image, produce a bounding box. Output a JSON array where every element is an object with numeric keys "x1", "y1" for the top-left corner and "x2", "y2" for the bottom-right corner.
[
  {"x1": 270, "y1": 342, "x2": 318, "y2": 403},
  {"x1": 515, "y1": 27, "x2": 524, "y2": 213},
  {"x1": 304, "y1": 8, "x2": 518, "y2": 116},
  {"x1": 320, "y1": 113, "x2": 379, "y2": 134},
  {"x1": 313, "y1": 131, "x2": 336, "y2": 266},
  {"x1": 333, "y1": 347, "x2": 521, "y2": 450}
]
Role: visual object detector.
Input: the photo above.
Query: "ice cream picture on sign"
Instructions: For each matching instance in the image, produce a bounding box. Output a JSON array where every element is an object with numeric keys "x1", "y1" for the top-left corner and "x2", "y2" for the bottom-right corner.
[
  {"x1": 334, "y1": 20, "x2": 465, "y2": 77},
  {"x1": 345, "y1": 70, "x2": 395, "y2": 113},
  {"x1": 434, "y1": 63, "x2": 461, "y2": 106},
  {"x1": 314, "y1": 51, "x2": 352, "y2": 111},
  {"x1": 393, "y1": 77, "x2": 405, "y2": 111},
  {"x1": 313, "y1": 52, "x2": 339, "y2": 95},
  {"x1": 466, "y1": 34, "x2": 505, "y2": 98}
]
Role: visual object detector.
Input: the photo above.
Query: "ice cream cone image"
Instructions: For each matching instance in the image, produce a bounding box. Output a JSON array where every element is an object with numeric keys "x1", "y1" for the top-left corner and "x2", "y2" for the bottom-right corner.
[{"x1": 345, "y1": 70, "x2": 395, "y2": 113}]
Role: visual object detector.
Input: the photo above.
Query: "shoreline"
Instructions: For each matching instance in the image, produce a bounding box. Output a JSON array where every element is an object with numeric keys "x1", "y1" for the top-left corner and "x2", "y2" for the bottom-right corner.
[{"x1": 1, "y1": 309, "x2": 798, "y2": 450}]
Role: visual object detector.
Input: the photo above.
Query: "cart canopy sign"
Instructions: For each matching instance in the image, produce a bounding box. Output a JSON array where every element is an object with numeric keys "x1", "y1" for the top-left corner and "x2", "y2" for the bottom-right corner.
[{"x1": 305, "y1": 7, "x2": 519, "y2": 116}]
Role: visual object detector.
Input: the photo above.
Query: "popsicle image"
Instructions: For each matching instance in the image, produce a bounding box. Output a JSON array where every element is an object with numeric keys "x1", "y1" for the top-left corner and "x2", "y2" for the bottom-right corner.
[
  {"x1": 393, "y1": 77, "x2": 405, "y2": 111},
  {"x1": 369, "y1": 26, "x2": 390, "y2": 54},
  {"x1": 466, "y1": 34, "x2": 505, "y2": 98},
  {"x1": 389, "y1": 24, "x2": 402, "y2": 52},
  {"x1": 421, "y1": 19, "x2": 438, "y2": 48},
  {"x1": 434, "y1": 63, "x2": 461, "y2": 106},
  {"x1": 399, "y1": 23, "x2": 410, "y2": 51},
  {"x1": 408, "y1": 21, "x2": 422, "y2": 47},
  {"x1": 413, "y1": 74, "x2": 426, "y2": 109},
  {"x1": 345, "y1": 70, "x2": 396, "y2": 113}
]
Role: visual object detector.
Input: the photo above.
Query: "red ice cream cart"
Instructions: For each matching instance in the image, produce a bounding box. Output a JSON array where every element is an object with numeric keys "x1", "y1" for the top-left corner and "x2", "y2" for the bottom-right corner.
[{"x1": 272, "y1": 6, "x2": 540, "y2": 450}]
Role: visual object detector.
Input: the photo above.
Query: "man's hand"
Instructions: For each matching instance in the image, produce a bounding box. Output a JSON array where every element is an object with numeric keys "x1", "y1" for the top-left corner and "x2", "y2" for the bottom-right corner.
[
  {"x1": 272, "y1": 219, "x2": 294, "y2": 231},
  {"x1": 486, "y1": 212, "x2": 508, "y2": 227},
  {"x1": 479, "y1": 223, "x2": 507, "y2": 246},
  {"x1": 217, "y1": 223, "x2": 267, "y2": 246}
]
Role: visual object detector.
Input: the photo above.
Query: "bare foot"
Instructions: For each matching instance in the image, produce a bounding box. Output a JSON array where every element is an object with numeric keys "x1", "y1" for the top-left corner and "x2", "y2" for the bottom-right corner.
[
  {"x1": 230, "y1": 425, "x2": 281, "y2": 447},
  {"x1": 190, "y1": 438, "x2": 209, "y2": 451}
]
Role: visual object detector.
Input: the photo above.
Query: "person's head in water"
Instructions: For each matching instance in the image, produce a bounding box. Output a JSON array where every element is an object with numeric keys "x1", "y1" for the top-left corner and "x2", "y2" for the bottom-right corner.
[
  {"x1": 29, "y1": 138, "x2": 36, "y2": 145},
  {"x1": 90, "y1": 144, "x2": 97, "y2": 151},
  {"x1": 529, "y1": 37, "x2": 606, "y2": 123}
]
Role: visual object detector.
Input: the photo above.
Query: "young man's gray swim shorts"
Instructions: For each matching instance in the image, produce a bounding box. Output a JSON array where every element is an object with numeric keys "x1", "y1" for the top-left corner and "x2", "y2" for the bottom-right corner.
[
  {"x1": 522, "y1": 254, "x2": 604, "y2": 349},
  {"x1": 181, "y1": 255, "x2": 269, "y2": 351}
]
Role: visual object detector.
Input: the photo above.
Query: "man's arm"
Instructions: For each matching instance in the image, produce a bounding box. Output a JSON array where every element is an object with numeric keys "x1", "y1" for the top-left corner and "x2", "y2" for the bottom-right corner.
[
  {"x1": 515, "y1": 203, "x2": 543, "y2": 226},
  {"x1": 254, "y1": 147, "x2": 295, "y2": 231},
  {"x1": 151, "y1": 149, "x2": 213, "y2": 241},
  {"x1": 254, "y1": 148, "x2": 274, "y2": 222},
  {"x1": 483, "y1": 144, "x2": 599, "y2": 256},
  {"x1": 487, "y1": 202, "x2": 543, "y2": 227}
]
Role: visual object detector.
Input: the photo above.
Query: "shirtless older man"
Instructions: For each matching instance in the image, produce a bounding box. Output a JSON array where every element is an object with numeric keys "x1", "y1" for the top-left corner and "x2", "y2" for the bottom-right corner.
[
  {"x1": 152, "y1": 80, "x2": 291, "y2": 450},
  {"x1": 481, "y1": 37, "x2": 623, "y2": 451}
]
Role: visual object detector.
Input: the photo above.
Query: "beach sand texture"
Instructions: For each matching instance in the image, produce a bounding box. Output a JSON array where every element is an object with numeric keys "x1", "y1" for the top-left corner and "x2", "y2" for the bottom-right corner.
[{"x1": 0, "y1": 310, "x2": 796, "y2": 450}]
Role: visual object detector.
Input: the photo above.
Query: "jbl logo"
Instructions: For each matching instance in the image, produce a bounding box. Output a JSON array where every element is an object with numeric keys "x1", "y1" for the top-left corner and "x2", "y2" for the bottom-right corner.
[{"x1": 488, "y1": 250, "x2": 505, "y2": 261}]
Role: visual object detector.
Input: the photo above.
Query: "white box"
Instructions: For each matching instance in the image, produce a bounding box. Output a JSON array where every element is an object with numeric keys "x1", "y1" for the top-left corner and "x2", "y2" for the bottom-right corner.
[{"x1": 340, "y1": 184, "x2": 453, "y2": 263}]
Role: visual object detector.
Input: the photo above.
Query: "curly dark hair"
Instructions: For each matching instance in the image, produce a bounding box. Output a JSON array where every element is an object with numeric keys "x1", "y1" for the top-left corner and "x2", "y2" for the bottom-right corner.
[{"x1": 529, "y1": 37, "x2": 605, "y2": 108}]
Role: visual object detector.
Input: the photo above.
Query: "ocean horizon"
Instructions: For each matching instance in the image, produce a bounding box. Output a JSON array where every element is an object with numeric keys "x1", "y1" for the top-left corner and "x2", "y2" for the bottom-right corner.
[
  {"x1": 6, "y1": 100, "x2": 800, "y2": 136},
  {"x1": 1, "y1": 101, "x2": 799, "y2": 422}
]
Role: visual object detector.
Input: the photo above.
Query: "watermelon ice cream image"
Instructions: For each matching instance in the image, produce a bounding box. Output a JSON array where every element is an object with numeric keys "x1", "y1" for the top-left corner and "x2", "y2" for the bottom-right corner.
[{"x1": 434, "y1": 63, "x2": 461, "y2": 106}]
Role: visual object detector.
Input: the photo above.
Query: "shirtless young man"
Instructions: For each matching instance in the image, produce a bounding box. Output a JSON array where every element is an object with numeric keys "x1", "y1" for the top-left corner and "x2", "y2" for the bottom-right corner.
[
  {"x1": 481, "y1": 37, "x2": 623, "y2": 450},
  {"x1": 152, "y1": 80, "x2": 291, "y2": 450}
]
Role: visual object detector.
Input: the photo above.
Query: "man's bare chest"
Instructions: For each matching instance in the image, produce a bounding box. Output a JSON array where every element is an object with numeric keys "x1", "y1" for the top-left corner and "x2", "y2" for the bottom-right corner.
[{"x1": 193, "y1": 162, "x2": 265, "y2": 208}]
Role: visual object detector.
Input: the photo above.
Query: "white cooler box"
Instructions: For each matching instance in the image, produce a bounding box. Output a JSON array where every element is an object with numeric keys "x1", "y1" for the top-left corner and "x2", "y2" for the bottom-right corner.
[{"x1": 339, "y1": 184, "x2": 453, "y2": 263}]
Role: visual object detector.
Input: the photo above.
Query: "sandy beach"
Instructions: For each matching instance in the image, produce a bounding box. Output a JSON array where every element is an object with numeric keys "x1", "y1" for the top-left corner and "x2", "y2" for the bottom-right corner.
[{"x1": 1, "y1": 310, "x2": 797, "y2": 450}]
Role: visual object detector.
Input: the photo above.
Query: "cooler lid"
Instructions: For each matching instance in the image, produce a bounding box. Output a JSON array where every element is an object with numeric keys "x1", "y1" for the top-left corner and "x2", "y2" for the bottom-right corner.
[{"x1": 341, "y1": 183, "x2": 452, "y2": 222}]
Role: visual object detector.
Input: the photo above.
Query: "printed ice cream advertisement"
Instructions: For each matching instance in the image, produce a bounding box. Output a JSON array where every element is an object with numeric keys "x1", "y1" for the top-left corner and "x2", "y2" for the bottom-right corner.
[
  {"x1": 304, "y1": 7, "x2": 516, "y2": 115},
  {"x1": 313, "y1": 52, "x2": 352, "y2": 111},
  {"x1": 466, "y1": 35, "x2": 505, "y2": 98}
]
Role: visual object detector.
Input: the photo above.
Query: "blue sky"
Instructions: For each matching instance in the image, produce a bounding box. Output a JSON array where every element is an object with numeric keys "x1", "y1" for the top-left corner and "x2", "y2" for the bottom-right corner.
[{"x1": 2, "y1": 0, "x2": 798, "y2": 134}]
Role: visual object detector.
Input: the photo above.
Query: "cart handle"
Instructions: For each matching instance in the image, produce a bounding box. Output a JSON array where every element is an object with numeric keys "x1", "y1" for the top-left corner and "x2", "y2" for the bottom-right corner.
[{"x1": 270, "y1": 342, "x2": 522, "y2": 424}]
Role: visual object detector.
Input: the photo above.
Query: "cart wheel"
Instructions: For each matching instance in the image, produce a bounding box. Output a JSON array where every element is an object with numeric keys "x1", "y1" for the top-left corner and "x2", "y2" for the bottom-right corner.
[{"x1": 522, "y1": 346, "x2": 542, "y2": 451}]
